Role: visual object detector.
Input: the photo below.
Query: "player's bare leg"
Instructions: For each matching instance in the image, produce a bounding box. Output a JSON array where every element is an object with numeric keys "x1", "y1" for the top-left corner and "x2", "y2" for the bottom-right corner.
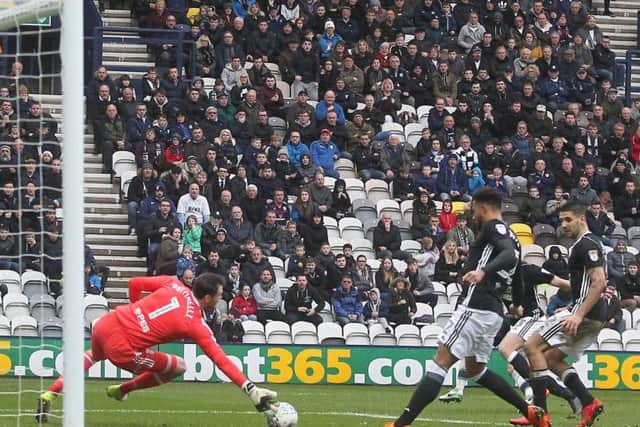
[
  {"x1": 36, "y1": 351, "x2": 96, "y2": 423},
  {"x1": 108, "y1": 352, "x2": 187, "y2": 400},
  {"x1": 545, "y1": 348, "x2": 603, "y2": 427}
]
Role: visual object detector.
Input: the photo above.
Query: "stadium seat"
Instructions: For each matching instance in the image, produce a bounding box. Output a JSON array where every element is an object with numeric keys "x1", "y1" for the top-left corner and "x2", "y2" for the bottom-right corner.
[
  {"x1": 628, "y1": 246, "x2": 639, "y2": 256},
  {"x1": 622, "y1": 308, "x2": 632, "y2": 330},
  {"x1": 216, "y1": 299, "x2": 228, "y2": 316},
  {"x1": 416, "y1": 105, "x2": 432, "y2": 125},
  {"x1": 324, "y1": 176, "x2": 337, "y2": 190},
  {"x1": 610, "y1": 226, "x2": 628, "y2": 244},
  {"x1": 400, "y1": 240, "x2": 421, "y2": 254},
  {"x1": 335, "y1": 158, "x2": 356, "y2": 179},
  {"x1": 55, "y1": 295, "x2": 64, "y2": 318},
  {"x1": 446, "y1": 283, "x2": 462, "y2": 305},
  {"x1": 277, "y1": 278, "x2": 294, "y2": 294},
  {"x1": 533, "y1": 224, "x2": 557, "y2": 247},
  {"x1": 392, "y1": 259, "x2": 407, "y2": 273},
  {"x1": 351, "y1": 239, "x2": 375, "y2": 259},
  {"x1": 0, "y1": 270, "x2": 21, "y2": 294},
  {"x1": 317, "y1": 322, "x2": 345, "y2": 345},
  {"x1": 343, "y1": 323, "x2": 370, "y2": 345},
  {"x1": 395, "y1": 324, "x2": 422, "y2": 347},
  {"x1": 510, "y1": 223, "x2": 534, "y2": 246},
  {"x1": 556, "y1": 227, "x2": 575, "y2": 249},
  {"x1": 433, "y1": 200, "x2": 443, "y2": 214},
  {"x1": 628, "y1": 227, "x2": 640, "y2": 250},
  {"x1": 324, "y1": 216, "x2": 341, "y2": 241},
  {"x1": 421, "y1": 325, "x2": 442, "y2": 346},
  {"x1": 269, "y1": 256, "x2": 285, "y2": 273},
  {"x1": 381, "y1": 122, "x2": 404, "y2": 134},
  {"x1": 369, "y1": 323, "x2": 397, "y2": 346},
  {"x1": 597, "y1": 329, "x2": 623, "y2": 351},
  {"x1": 268, "y1": 116, "x2": 287, "y2": 138},
  {"x1": 545, "y1": 285, "x2": 559, "y2": 301},
  {"x1": 413, "y1": 302, "x2": 433, "y2": 326},
  {"x1": 329, "y1": 238, "x2": 349, "y2": 254},
  {"x1": 633, "y1": 310, "x2": 640, "y2": 329},
  {"x1": 265, "y1": 321, "x2": 292, "y2": 345},
  {"x1": 112, "y1": 151, "x2": 136, "y2": 181},
  {"x1": 400, "y1": 199, "x2": 413, "y2": 224},
  {"x1": 0, "y1": 315, "x2": 9, "y2": 335},
  {"x1": 265, "y1": 62, "x2": 281, "y2": 78},
  {"x1": 396, "y1": 220, "x2": 412, "y2": 241},
  {"x1": 366, "y1": 258, "x2": 381, "y2": 274},
  {"x1": 404, "y1": 123, "x2": 424, "y2": 149},
  {"x1": 511, "y1": 184, "x2": 528, "y2": 207},
  {"x1": 364, "y1": 179, "x2": 390, "y2": 204},
  {"x1": 21, "y1": 270, "x2": 49, "y2": 300},
  {"x1": 11, "y1": 315, "x2": 38, "y2": 337},
  {"x1": 84, "y1": 294, "x2": 109, "y2": 324},
  {"x1": 39, "y1": 317, "x2": 63, "y2": 338},
  {"x1": 432, "y1": 282, "x2": 447, "y2": 305},
  {"x1": 313, "y1": 301, "x2": 334, "y2": 323},
  {"x1": 275, "y1": 80, "x2": 291, "y2": 99},
  {"x1": 291, "y1": 321, "x2": 318, "y2": 345},
  {"x1": 3, "y1": 293, "x2": 29, "y2": 320},
  {"x1": 242, "y1": 320, "x2": 266, "y2": 344},
  {"x1": 502, "y1": 202, "x2": 521, "y2": 225},
  {"x1": 622, "y1": 330, "x2": 640, "y2": 351},
  {"x1": 344, "y1": 178, "x2": 366, "y2": 201},
  {"x1": 353, "y1": 199, "x2": 378, "y2": 224},
  {"x1": 120, "y1": 170, "x2": 137, "y2": 202},
  {"x1": 434, "y1": 304, "x2": 454, "y2": 328},
  {"x1": 522, "y1": 244, "x2": 546, "y2": 267},
  {"x1": 339, "y1": 217, "x2": 364, "y2": 241},
  {"x1": 30, "y1": 294, "x2": 56, "y2": 322},
  {"x1": 451, "y1": 201, "x2": 466, "y2": 215}
]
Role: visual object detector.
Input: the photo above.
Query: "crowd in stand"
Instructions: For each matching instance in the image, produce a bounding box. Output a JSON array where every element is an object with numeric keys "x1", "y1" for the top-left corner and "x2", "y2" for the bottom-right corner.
[{"x1": 84, "y1": 0, "x2": 640, "y2": 327}]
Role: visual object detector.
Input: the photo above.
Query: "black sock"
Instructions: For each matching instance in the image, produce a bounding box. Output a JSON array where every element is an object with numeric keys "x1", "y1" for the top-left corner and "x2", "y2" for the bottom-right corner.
[
  {"x1": 476, "y1": 369, "x2": 529, "y2": 416},
  {"x1": 529, "y1": 371, "x2": 549, "y2": 412},
  {"x1": 563, "y1": 369, "x2": 594, "y2": 407},
  {"x1": 546, "y1": 376, "x2": 577, "y2": 404},
  {"x1": 395, "y1": 369, "x2": 445, "y2": 426},
  {"x1": 508, "y1": 352, "x2": 531, "y2": 380}
]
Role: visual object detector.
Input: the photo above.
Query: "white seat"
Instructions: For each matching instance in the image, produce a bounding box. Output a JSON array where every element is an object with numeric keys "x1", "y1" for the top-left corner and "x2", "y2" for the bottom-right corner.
[
  {"x1": 112, "y1": 151, "x2": 136, "y2": 180},
  {"x1": 369, "y1": 323, "x2": 397, "y2": 346},
  {"x1": 84, "y1": 294, "x2": 109, "y2": 324},
  {"x1": 39, "y1": 317, "x2": 63, "y2": 338},
  {"x1": 413, "y1": 302, "x2": 433, "y2": 326},
  {"x1": 404, "y1": 123, "x2": 424, "y2": 149},
  {"x1": 21, "y1": 271, "x2": 49, "y2": 300},
  {"x1": 339, "y1": 217, "x2": 364, "y2": 241},
  {"x1": 269, "y1": 256, "x2": 285, "y2": 272},
  {"x1": 242, "y1": 320, "x2": 267, "y2": 344},
  {"x1": 376, "y1": 199, "x2": 401, "y2": 220},
  {"x1": 11, "y1": 315, "x2": 38, "y2": 336},
  {"x1": 633, "y1": 310, "x2": 640, "y2": 329},
  {"x1": 420, "y1": 324, "x2": 442, "y2": 346},
  {"x1": 400, "y1": 199, "x2": 414, "y2": 223},
  {"x1": 399, "y1": 104, "x2": 416, "y2": 117},
  {"x1": 323, "y1": 216, "x2": 339, "y2": 231},
  {"x1": 343, "y1": 322, "x2": 370, "y2": 345},
  {"x1": 216, "y1": 299, "x2": 228, "y2": 316},
  {"x1": 622, "y1": 308, "x2": 632, "y2": 330},
  {"x1": 3, "y1": 293, "x2": 29, "y2": 320},
  {"x1": 597, "y1": 329, "x2": 622, "y2": 351},
  {"x1": 317, "y1": 322, "x2": 345, "y2": 345},
  {"x1": 120, "y1": 170, "x2": 137, "y2": 201},
  {"x1": 30, "y1": 294, "x2": 56, "y2": 322},
  {"x1": 381, "y1": 122, "x2": 404, "y2": 134},
  {"x1": 364, "y1": 179, "x2": 390, "y2": 204},
  {"x1": 417, "y1": 105, "x2": 433, "y2": 124},
  {"x1": 0, "y1": 270, "x2": 21, "y2": 294},
  {"x1": 335, "y1": 158, "x2": 355, "y2": 179},
  {"x1": 433, "y1": 282, "x2": 447, "y2": 305},
  {"x1": 291, "y1": 321, "x2": 318, "y2": 344},
  {"x1": 276, "y1": 80, "x2": 291, "y2": 99},
  {"x1": 400, "y1": 240, "x2": 421, "y2": 254},
  {"x1": 622, "y1": 329, "x2": 640, "y2": 351},
  {"x1": 344, "y1": 177, "x2": 366, "y2": 201},
  {"x1": 0, "y1": 315, "x2": 10, "y2": 335},
  {"x1": 521, "y1": 244, "x2": 546, "y2": 266},
  {"x1": 265, "y1": 62, "x2": 281, "y2": 78},
  {"x1": 276, "y1": 278, "x2": 294, "y2": 293},
  {"x1": 265, "y1": 321, "x2": 292, "y2": 344},
  {"x1": 395, "y1": 324, "x2": 422, "y2": 347},
  {"x1": 392, "y1": 259, "x2": 407, "y2": 273},
  {"x1": 329, "y1": 238, "x2": 349, "y2": 254},
  {"x1": 434, "y1": 304, "x2": 454, "y2": 328},
  {"x1": 324, "y1": 176, "x2": 337, "y2": 190},
  {"x1": 446, "y1": 283, "x2": 462, "y2": 306}
]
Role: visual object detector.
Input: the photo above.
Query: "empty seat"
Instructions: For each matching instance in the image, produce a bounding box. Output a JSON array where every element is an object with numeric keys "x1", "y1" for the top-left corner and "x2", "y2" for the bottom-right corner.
[
  {"x1": 622, "y1": 308, "x2": 632, "y2": 330},
  {"x1": 21, "y1": 271, "x2": 49, "y2": 299},
  {"x1": 446, "y1": 283, "x2": 462, "y2": 306},
  {"x1": 522, "y1": 244, "x2": 546, "y2": 267},
  {"x1": 622, "y1": 330, "x2": 640, "y2": 351},
  {"x1": 413, "y1": 302, "x2": 433, "y2": 325},
  {"x1": 395, "y1": 324, "x2": 422, "y2": 347},
  {"x1": 84, "y1": 294, "x2": 109, "y2": 324},
  {"x1": 343, "y1": 322, "x2": 370, "y2": 345},
  {"x1": 400, "y1": 240, "x2": 421, "y2": 254},
  {"x1": 533, "y1": 224, "x2": 557, "y2": 247},
  {"x1": 510, "y1": 223, "x2": 534, "y2": 246},
  {"x1": 434, "y1": 304, "x2": 454, "y2": 328},
  {"x1": 242, "y1": 320, "x2": 266, "y2": 344},
  {"x1": 369, "y1": 323, "x2": 397, "y2": 346},
  {"x1": 339, "y1": 217, "x2": 364, "y2": 241},
  {"x1": 120, "y1": 170, "x2": 137, "y2": 202},
  {"x1": 335, "y1": 158, "x2": 356, "y2": 179},
  {"x1": 11, "y1": 315, "x2": 38, "y2": 337},
  {"x1": 3, "y1": 293, "x2": 29, "y2": 319},
  {"x1": 112, "y1": 151, "x2": 136, "y2": 180},
  {"x1": 344, "y1": 177, "x2": 366, "y2": 201},
  {"x1": 365, "y1": 179, "x2": 390, "y2": 204},
  {"x1": 597, "y1": 329, "x2": 622, "y2": 351},
  {"x1": 433, "y1": 282, "x2": 447, "y2": 305},
  {"x1": 39, "y1": 317, "x2": 63, "y2": 338},
  {"x1": 400, "y1": 199, "x2": 414, "y2": 224},
  {"x1": 317, "y1": 322, "x2": 345, "y2": 345},
  {"x1": 421, "y1": 324, "x2": 442, "y2": 346},
  {"x1": 30, "y1": 294, "x2": 56, "y2": 322},
  {"x1": 291, "y1": 321, "x2": 318, "y2": 345},
  {"x1": 0, "y1": 315, "x2": 10, "y2": 336},
  {"x1": 265, "y1": 321, "x2": 292, "y2": 344},
  {"x1": 353, "y1": 199, "x2": 378, "y2": 224},
  {"x1": 502, "y1": 202, "x2": 521, "y2": 225},
  {"x1": 381, "y1": 122, "x2": 404, "y2": 134},
  {"x1": 417, "y1": 105, "x2": 432, "y2": 124},
  {"x1": 0, "y1": 270, "x2": 21, "y2": 294}
]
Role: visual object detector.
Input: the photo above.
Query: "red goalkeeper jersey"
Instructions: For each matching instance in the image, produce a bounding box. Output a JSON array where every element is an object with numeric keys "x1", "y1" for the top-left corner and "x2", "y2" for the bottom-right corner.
[{"x1": 114, "y1": 275, "x2": 247, "y2": 386}]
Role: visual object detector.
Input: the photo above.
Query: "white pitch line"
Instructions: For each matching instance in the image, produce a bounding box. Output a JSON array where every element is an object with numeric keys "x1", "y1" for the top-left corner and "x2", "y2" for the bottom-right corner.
[{"x1": 0, "y1": 408, "x2": 511, "y2": 425}]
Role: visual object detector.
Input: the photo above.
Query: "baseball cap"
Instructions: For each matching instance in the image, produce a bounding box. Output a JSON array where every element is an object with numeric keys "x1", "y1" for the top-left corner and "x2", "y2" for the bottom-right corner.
[
  {"x1": 320, "y1": 128, "x2": 332, "y2": 134},
  {"x1": 141, "y1": 161, "x2": 153, "y2": 170},
  {"x1": 549, "y1": 65, "x2": 559, "y2": 72},
  {"x1": 154, "y1": 183, "x2": 166, "y2": 192},
  {"x1": 212, "y1": 211, "x2": 223, "y2": 219},
  {"x1": 324, "y1": 20, "x2": 335, "y2": 29},
  {"x1": 187, "y1": 155, "x2": 198, "y2": 163},
  {"x1": 298, "y1": 90, "x2": 308, "y2": 96},
  {"x1": 536, "y1": 104, "x2": 546, "y2": 112}
]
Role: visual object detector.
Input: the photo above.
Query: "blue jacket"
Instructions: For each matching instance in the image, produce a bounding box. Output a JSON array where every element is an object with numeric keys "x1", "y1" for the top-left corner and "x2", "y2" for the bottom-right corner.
[
  {"x1": 310, "y1": 140, "x2": 340, "y2": 172},
  {"x1": 286, "y1": 141, "x2": 310, "y2": 168},
  {"x1": 315, "y1": 101, "x2": 346, "y2": 124},
  {"x1": 318, "y1": 32, "x2": 344, "y2": 59},
  {"x1": 332, "y1": 286, "x2": 363, "y2": 318},
  {"x1": 126, "y1": 115, "x2": 153, "y2": 146},
  {"x1": 232, "y1": 0, "x2": 254, "y2": 18},
  {"x1": 139, "y1": 195, "x2": 176, "y2": 219},
  {"x1": 436, "y1": 164, "x2": 469, "y2": 195},
  {"x1": 540, "y1": 78, "x2": 570, "y2": 105},
  {"x1": 363, "y1": 294, "x2": 389, "y2": 321}
]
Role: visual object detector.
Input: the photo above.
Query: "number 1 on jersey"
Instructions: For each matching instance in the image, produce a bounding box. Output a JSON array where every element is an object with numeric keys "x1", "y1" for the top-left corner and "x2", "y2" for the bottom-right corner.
[{"x1": 148, "y1": 297, "x2": 181, "y2": 319}]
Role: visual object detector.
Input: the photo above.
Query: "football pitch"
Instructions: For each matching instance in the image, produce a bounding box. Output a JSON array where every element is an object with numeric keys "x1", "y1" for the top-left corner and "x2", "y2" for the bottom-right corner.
[{"x1": 0, "y1": 379, "x2": 631, "y2": 426}]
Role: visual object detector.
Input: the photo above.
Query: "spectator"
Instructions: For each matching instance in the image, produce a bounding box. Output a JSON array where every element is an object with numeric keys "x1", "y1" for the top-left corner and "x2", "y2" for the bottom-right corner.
[
  {"x1": 438, "y1": 200, "x2": 457, "y2": 233},
  {"x1": 446, "y1": 214, "x2": 475, "y2": 256},
  {"x1": 434, "y1": 240, "x2": 463, "y2": 283},
  {"x1": 618, "y1": 261, "x2": 640, "y2": 311},
  {"x1": 284, "y1": 274, "x2": 324, "y2": 325},
  {"x1": 127, "y1": 163, "x2": 157, "y2": 236},
  {"x1": 373, "y1": 213, "x2": 408, "y2": 260},
  {"x1": 375, "y1": 256, "x2": 399, "y2": 295},
  {"x1": 196, "y1": 250, "x2": 225, "y2": 275},
  {"x1": 388, "y1": 277, "x2": 417, "y2": 325},
  {"x1": 411, "y1": 192, "x2": 438, "y2": 239},
  {"x1": 405, "y1": 257, "x2": 436, "y2": 307},
  {"x1": 255, "y1": 209, "x2": 285, "y2": 258},
  {"x1": 309, "y1": 172, "x2": 333, "y2": 214},
  {"x1": 542, "y1": 246, "x2": 569, "y2": 280},
  {"x1": 603, "y1": 283, "x2": 624, "y2": 333},
  {"x1": 252, "y1": 268, "x2": 285, "y2": 323},
  {"x1": 457, "y1": 12, "x2": 485, "y2": 53},
  {"x1": 310, "y1": 129, "x2": 341, "y2": 178},
  {"x1": 182, "y1": 214, "x2": 203, "y2": 257},
  {"x1": 279, "y1": 220, "x2": 303, "y2": 258},
  {"x1": 286, "y1": 244, "x2": 307, "y2": 279},
  {"x1": 614, "y1": 181, "x2": 640, "y2": 229},
  {"x1": 315, "y1": 90, "x2": 346, "y2": 124},
  {"x1": 607, "y1": 240, "x2": 634, "y2": 282},
  {"x1": 332, "y1": 275, "x2": 364, "y2": 326},
  {"x1": 241, "y1": 246, "x2": 275, "y2": 285},
  {"x1": 176, "y1": 182, "x2": 211, "y2": 226},
  {"x1": 520, "y1": 185, "x2": 548, "y2": 226},
  {"x1": 437, "y1": 154, "x2": 470, "y2": 202},
  {"x1": 291, "y1": 188, "x2": 316, "y2": 225},
  {"x1": 329, "y1": 179, "x2": 351, "y2": 219},
  {"x1": 230, "y1": 284, "x2": 258, "y2": 321},
  {"x1": 301, "y1": 212, "x2": 328, "y2": 257},
  {"x1": 353, "y1": 254, "x2": 375, "y2": 294},
  {"x1": 364, "y1": 288, "x2": 391, "y2": 332}
]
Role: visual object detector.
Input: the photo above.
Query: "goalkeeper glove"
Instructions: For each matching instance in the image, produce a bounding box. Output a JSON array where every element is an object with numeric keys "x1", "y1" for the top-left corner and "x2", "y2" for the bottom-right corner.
[{"x1": 242, "y1": 381, "x2": 278, "y2": 412}]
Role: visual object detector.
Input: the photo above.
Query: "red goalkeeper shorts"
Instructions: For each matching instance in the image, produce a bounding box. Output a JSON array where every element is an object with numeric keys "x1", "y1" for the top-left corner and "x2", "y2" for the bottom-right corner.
[{"x1": 91, "y1": 312, "x2": 171, "y2": 374}]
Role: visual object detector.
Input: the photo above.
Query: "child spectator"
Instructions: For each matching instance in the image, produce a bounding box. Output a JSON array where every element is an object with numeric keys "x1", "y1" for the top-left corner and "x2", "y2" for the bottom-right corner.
[
  {"x1": 279, "y1": 220, "x2": 303, "y2": 257},
  {"x1": 392, "y1": 165, "x2": 417, "y2": 202},
  {"x1": 438, "y1": 199, "x2": 457, "y2": 233},
  {"x1": 164, "y1": 133, "x2": 185, "y2": 166},
  {"x1": 230, "y1": 284, "x2": 258, "y2": 321},
  {"x1": 286, "y1": 244, "x2": 307, "y2": 278},
  {"x1": 182, "y1": 215, "x2": 203, "y2": 258},
  {"x1": 363, "y1": 288, "x2": 391, "y2": 332}
]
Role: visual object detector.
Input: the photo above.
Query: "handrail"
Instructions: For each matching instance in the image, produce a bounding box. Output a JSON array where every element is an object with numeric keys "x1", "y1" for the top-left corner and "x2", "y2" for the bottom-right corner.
[
  {"x1": 91, "y1": 26, "x2": 196, "y2": 77},
  {"x1": 622, "y1": 50, "x2": 640, "y2": 105}
]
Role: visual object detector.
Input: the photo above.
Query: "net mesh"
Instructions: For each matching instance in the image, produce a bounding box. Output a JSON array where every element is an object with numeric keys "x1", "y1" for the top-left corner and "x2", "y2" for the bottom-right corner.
[{"x1": 0, "y1": 13, "x2": 65, "y2": 425}]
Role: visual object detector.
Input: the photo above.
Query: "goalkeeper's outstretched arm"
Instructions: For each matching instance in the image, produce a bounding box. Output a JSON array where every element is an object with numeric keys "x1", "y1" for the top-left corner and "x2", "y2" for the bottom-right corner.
[{"x1": 128, "y1": 275, "x2": 176, "y2": 302}]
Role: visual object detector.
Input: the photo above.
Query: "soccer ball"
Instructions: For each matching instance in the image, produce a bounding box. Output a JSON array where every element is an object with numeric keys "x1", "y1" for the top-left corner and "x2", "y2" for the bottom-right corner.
[{"x1": 265, "y1": 402, "x2": 298, "y2": 427}]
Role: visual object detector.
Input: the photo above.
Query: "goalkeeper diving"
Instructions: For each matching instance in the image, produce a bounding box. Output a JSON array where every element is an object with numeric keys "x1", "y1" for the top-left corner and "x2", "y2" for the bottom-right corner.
[{"x1": 36, "y1": 273, "x2": 278, "y2": 423}]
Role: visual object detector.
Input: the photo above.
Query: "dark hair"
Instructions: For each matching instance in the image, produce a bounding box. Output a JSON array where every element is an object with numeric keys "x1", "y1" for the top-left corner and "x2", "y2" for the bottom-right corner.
[
  {"x1": 472, "y1": 188, "x2": 502, "y2": 210},
  {"x1": 558, "y1": 201, "x2": 587, "y2": 216},
  {"x1": 192, "y1": 273, "x2": 224, "y2": 299}
]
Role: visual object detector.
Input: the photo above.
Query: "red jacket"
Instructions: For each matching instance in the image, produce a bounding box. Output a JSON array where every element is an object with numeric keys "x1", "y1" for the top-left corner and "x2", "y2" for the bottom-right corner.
[
  {"x1": 439, "y1": 211, "x2": 457, "y2": 233},
  {"x1": 230, "y1": 294, "x2": 257, "y2": 316},
  {"x1": 630, "y1": 134, "x2": 640, "y2": 163}
]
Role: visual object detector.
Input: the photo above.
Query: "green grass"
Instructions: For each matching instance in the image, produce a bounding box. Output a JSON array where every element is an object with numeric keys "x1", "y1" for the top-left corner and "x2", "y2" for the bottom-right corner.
[{"x1": 0, "y1": 379, "x2": 631, "y2": 427}]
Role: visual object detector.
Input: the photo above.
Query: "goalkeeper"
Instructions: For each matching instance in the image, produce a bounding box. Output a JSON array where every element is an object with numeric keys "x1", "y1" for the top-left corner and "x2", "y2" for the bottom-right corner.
[{"x1": 36, "y1": 273, "x2": 278, "y2": 423}]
